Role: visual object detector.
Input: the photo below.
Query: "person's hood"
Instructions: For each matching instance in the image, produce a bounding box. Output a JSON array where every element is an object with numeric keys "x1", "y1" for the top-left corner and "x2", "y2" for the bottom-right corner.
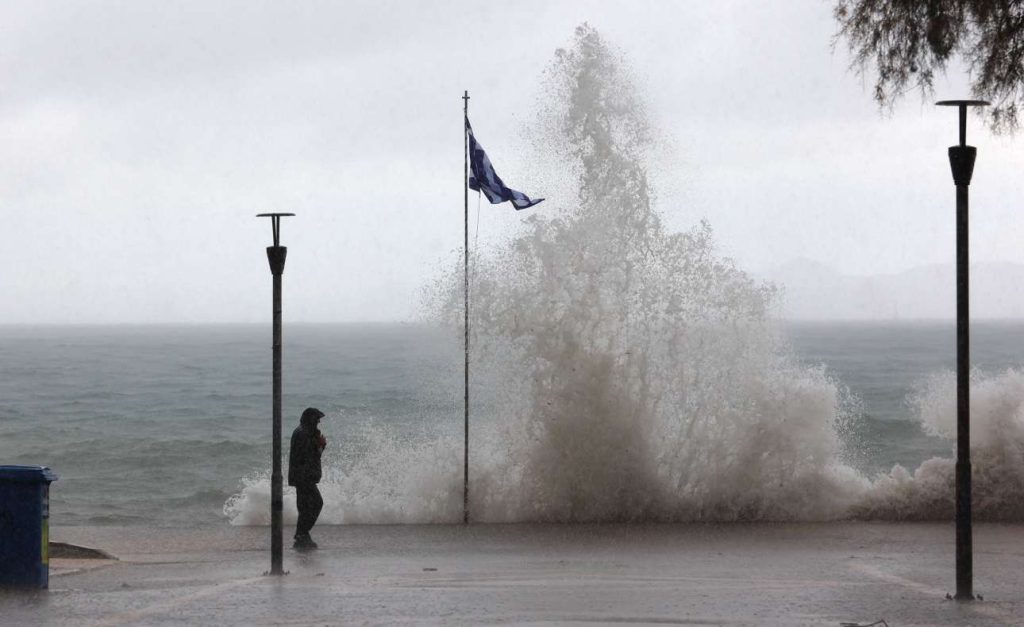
[{"x1": 300, "y1": 407, "x2": 325, "y2": 430}]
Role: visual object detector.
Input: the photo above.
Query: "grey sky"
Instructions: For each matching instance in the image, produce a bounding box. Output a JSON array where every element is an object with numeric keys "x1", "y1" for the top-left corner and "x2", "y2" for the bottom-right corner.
[{"x1": 2, "y1": 1, "x2": 1022, "y2": 323}]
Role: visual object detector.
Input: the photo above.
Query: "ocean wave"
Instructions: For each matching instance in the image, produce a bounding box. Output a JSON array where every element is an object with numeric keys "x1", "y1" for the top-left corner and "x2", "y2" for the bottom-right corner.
[
  {"x1": 224, "y1": 370, "x2": 1024, "y2": 525},
  {"x1": 852, "y1": 369, "x2": 1024, "y2": 521},
  {"x1": 224, "y1": 25, "x2": 1024, "y2": 526}
]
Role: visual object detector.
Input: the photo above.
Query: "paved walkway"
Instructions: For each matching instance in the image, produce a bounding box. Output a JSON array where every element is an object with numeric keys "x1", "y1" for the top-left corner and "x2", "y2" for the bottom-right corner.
[{"x1": 2, "y1": 523, "x2": 1022, "y2": 626}]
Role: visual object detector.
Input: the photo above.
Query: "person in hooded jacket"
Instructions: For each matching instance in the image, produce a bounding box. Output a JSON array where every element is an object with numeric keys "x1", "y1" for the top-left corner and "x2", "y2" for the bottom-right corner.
[{"x1": 288, "y1": 407, "x2": 326, "y2": 549}]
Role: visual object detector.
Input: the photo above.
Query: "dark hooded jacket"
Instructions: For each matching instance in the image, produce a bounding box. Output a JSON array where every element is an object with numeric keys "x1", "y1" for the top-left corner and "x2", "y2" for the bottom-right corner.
[{"x1": 288, "y1": 410, "x2": 323, "y2": 486}]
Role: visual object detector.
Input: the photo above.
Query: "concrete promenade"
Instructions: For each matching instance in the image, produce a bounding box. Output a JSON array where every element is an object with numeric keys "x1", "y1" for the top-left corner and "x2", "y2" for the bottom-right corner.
[{"x1": 2, "y1": 523, "x2": 1022, "y2": 626}]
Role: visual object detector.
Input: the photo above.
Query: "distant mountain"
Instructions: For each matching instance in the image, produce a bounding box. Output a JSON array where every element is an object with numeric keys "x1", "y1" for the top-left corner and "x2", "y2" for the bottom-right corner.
[{"x1": 763, "y1": 259, "x2": 1024, "y2": 320}]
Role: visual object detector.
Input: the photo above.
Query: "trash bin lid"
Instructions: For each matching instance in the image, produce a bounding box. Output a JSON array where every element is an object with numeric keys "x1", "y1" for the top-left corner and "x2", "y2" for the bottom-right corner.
[{"x1": 0, "y1": 465, "x2": 58, "y2": 482}]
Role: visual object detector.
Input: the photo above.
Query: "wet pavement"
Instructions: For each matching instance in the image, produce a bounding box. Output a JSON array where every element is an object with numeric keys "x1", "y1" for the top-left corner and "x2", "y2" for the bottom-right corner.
[{"x1": 2, "y1": 523, "x2": 1022, "y2": 626}]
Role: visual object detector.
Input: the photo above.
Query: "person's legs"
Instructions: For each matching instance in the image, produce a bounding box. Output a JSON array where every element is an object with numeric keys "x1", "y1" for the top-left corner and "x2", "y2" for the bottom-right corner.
[
  {"x1": 295, "y1": 484, "x2": 315, "y2": 538},
  {"x1": 308, "y1": 484, "x2": 323, "y2": 532},
  {"x1": 294, "y1": 484, "x2": 324, "y2": 548}
]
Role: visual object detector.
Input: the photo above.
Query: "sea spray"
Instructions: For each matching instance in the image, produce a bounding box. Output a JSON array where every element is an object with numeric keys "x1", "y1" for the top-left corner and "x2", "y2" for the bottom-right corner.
[
  {"x1": 434, "y1": 25, "x2": 868, "y2": 522},
  {"x1": 226, "y1": 25, "x2": 865, "y2": 524},
  {"x1": 853, "y1": 369, "x2": 1024, "y2": 521},
  {"x1": 224, "y1": 25, "x2": 1024, "y2": 525},
  {"x1": 224, "y1": 426, "x2": 464, "y2": 525}
]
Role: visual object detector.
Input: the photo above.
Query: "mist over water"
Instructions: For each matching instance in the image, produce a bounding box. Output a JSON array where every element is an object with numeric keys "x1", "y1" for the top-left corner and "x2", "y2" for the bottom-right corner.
[{"x1": 221, "y1": 26, "x2": 1024, "y2": 525}]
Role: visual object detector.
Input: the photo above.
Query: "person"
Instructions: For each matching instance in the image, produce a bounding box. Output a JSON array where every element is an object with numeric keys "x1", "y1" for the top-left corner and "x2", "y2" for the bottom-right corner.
[{"x1": 288, "y1": 407, "x2": 326, "y2": 550}]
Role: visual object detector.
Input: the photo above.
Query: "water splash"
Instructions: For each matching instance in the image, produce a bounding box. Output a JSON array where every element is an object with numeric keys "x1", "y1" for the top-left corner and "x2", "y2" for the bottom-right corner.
[
  {"x1": 224, "y1": 25, "x2": 1024, "y2": 525},
  {"x1": 224, "y1": 426, "x2": 463, "y2": 525},
  {"x1": 853, "y1": 369, "x2": 1024, "y2": 521},
  {"x1": 440, "y1": 25, "x2": 869, "y2": 521},
  {"x1": 227, "y1": 25, "x2": 861, "y2": 524}
]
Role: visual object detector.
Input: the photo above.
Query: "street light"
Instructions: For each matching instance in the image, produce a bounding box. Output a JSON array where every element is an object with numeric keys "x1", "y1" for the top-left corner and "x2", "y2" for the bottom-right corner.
[
  {"x1": 935, "y1": 99, "x2": 988, "y2": 601},
  {"x1": 256, "y1": 211, "x2": 295, "y2": 576}
]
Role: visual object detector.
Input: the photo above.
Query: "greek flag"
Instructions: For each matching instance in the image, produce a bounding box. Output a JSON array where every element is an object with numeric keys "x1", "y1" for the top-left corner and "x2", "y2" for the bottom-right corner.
[{"x1": 466, "y1": 118, "x2": 544, "y2": 210}]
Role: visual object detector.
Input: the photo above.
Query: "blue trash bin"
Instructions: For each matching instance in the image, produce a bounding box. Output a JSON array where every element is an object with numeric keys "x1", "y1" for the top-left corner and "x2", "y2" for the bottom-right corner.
[{"x1": 0, "y1": 465, "x2": 58, "y2": 588}]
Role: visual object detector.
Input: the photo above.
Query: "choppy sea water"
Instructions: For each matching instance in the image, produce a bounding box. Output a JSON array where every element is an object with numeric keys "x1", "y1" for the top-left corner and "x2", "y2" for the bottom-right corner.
[
  {"x1": 0, "y1": 324, "x2": 457, "y2": 527},
  {"x1": 1, "y1": 321, "x2": 1022, "y2": 528}
]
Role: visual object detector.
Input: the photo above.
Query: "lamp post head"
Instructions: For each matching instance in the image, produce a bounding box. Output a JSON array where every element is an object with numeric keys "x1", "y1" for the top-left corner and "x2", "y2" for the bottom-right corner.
[
  {"x1": 937, "y1": 101, "x2": 989, "y2": 186},
  {"x1": 256, "y1": 213, "x2": 295, "y2": 247},
  {"x1": 936, "y1": 100, "x2": 990, "y2": 146}
]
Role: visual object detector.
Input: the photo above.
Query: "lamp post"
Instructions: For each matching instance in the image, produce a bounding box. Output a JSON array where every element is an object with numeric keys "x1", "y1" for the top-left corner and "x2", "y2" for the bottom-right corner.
[
  {"x1": 936, "y1": 99, "x2": 988, "y2": 601},
  {"x1": 257, "y1": 212, "x2": 295, "y2": 576}
]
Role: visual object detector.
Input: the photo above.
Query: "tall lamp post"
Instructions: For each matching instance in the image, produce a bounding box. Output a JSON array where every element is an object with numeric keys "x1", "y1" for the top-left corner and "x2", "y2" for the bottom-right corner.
[
  {"x1": 936, "y1": 99, "x2": 988, "y2": 601},
  {"x1": 257, "y1": 211, "x2": 295, "y2": 576}
]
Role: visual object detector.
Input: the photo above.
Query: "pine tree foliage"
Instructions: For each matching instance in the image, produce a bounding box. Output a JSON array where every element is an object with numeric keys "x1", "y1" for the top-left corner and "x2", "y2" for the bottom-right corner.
[{"x1": 835, "y1": 0, "x2": 1024, "y2": 132}]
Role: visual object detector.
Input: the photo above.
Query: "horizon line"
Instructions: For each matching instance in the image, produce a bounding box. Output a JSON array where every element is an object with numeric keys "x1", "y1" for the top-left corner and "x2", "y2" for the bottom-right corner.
[{"x1": 5, "y1": 317, "x2": 1024, "y2": 327}]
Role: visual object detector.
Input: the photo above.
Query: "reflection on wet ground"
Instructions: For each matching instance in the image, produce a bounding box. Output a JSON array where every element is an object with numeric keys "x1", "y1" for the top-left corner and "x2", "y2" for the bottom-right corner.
[{"x1": 0, "y1": 523, "x2": 1018, "y2": 626}]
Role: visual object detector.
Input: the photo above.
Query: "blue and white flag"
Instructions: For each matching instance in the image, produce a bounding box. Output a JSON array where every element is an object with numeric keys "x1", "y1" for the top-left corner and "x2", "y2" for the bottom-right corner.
[{"x1": 466, "y1": 118, "x2": 544, "y2": 210}]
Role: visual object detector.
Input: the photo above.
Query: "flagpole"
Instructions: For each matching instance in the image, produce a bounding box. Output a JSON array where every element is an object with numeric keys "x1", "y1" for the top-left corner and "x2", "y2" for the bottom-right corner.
[{"x1": 462, "y1": 89, "x2": 470, "y2": 525}]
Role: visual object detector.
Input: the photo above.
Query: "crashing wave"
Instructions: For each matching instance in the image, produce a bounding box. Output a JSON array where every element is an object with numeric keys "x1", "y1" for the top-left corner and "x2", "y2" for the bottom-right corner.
[{"x1": 225, "y1": 25, "x2": 1024, "y2": 525}]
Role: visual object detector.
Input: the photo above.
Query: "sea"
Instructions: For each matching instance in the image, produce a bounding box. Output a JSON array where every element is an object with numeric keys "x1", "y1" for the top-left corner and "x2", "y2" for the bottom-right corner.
[
  {"x1": 7, "y1": 30, "x2": 1024, "y2": 530},
  {"x1": 2, "y1": 321, "x2": 1023, "y2": 528}
]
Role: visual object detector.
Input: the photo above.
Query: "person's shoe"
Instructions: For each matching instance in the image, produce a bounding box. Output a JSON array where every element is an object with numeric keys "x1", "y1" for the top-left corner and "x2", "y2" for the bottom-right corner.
[{"x1": 293, "y1": 534, "x2": 318, "y2": 550}]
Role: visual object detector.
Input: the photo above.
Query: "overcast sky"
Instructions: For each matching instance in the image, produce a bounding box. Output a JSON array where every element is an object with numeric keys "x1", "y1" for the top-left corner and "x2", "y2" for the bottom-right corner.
[{"x1": 2, "y1": 0, "x2": 1022, "y2": 323}]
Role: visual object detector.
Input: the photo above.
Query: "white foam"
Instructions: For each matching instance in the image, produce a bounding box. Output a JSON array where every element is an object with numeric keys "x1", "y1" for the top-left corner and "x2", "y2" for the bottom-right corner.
[
  {"x1": 854, "y1": 369, "x2": 1024, "y2": 520},
  {"x1": 224, "y1": 427, "x2": 463, "y2": 525}
]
